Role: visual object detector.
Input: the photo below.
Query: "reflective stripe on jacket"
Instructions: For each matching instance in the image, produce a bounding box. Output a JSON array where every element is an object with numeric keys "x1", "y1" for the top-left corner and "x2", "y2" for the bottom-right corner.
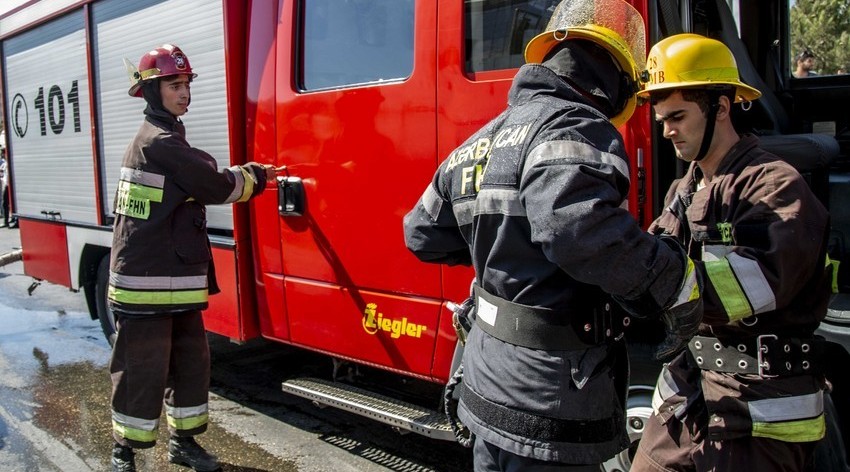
[{"x1": 653, "y1": 351, "x2": 826, "y2": 442}]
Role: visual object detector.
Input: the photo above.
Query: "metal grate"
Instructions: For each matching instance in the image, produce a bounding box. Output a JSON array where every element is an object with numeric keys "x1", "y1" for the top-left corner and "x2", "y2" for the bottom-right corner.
[{"x1": 282, "y1": 377, "x2": 455, "y2": 441}]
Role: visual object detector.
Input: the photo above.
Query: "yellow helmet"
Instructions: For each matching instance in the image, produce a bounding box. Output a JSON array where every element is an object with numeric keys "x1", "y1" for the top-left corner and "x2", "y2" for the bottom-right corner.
[
  {"x1": 524, "y1": 0, "x2": 646, "y2": 126},
  {"x1": 638, "y1": 34, "x2": 761, "y2": 102}
]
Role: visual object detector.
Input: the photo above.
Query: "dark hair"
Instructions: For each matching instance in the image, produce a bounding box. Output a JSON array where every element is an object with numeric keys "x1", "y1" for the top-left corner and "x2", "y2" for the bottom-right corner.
[{"x1": 796, "y1": 49, "x2": 815, "y2": 62}]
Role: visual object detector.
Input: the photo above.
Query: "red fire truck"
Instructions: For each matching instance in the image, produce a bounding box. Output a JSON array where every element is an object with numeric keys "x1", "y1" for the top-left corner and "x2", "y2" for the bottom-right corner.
[{"x1": 2, "y1": 0, "x2": 848, "y2": 469}]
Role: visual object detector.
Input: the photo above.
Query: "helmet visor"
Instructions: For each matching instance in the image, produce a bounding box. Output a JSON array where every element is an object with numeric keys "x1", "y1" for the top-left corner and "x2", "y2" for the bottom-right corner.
[{"x1": 544, "y1": 0, "x2": 646, "y2": 72}]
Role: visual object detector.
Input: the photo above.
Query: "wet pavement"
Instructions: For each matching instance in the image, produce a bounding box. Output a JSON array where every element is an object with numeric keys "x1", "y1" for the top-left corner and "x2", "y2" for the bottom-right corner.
[{"x1": 0, "y1": 227, "x2": 472, "y2": 471}]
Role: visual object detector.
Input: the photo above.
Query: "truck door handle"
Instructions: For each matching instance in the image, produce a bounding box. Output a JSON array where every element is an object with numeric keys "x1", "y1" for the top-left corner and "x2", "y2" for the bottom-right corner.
[{"x1": 277, "y1": 176, "x2": 305, "y2": 216}]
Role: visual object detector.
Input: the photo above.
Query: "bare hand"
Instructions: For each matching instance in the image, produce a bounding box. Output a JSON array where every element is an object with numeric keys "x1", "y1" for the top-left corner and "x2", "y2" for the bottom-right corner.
[{"x1": 264, "y1": 165, "x2": 286, "y2": 181}]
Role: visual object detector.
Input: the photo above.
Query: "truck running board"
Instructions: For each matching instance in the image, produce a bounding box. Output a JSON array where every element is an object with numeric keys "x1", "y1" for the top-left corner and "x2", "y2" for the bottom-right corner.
[{"x1": 281, "y1": 377, "x2": 455, "y2": 441}]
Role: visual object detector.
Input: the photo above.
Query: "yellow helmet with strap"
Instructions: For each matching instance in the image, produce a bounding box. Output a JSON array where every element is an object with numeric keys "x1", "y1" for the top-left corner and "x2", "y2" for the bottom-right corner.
[
  {"x1": 524, "y1": 0, "x2": 646, "y2": 126},
  {"x1": 638, "y1": 33, "x2": 761, "y2": 102}
]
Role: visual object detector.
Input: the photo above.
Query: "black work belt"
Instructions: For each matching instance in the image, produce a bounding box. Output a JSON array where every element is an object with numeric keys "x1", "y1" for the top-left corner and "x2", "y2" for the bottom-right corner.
[
  {"x1": 472, "y1": 285, "x2": 627, "y2": 351},
  {"x1": 688, "y1": 334, "x2": 825, "y2": 377},
  {"x1": 459, "y1": 382, "x2": 619, "y2": 443}
]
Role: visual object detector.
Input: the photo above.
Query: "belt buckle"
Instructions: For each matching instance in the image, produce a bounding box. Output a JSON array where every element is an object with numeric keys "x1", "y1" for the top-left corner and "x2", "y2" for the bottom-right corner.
[{"x1": 756, "y1": 334, "x2": 778, "y2": 378}]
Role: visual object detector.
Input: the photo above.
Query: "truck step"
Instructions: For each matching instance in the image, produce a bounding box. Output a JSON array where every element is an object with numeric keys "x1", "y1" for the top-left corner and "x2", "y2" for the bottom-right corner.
[{"x1": 282, "y1": 377, "x2": 455, "y2": 441}]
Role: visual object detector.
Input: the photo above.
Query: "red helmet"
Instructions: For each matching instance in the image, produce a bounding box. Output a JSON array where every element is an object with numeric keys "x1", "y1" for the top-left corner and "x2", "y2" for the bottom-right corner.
[{"x1": 128, "y1": 44, "x2": 197, "y2": 97}]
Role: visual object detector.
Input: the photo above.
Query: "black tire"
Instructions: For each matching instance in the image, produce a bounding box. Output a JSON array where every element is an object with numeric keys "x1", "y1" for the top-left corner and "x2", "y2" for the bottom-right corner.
[{"x1": 95, "y1": 255, "x2": 117, "y2": 346}]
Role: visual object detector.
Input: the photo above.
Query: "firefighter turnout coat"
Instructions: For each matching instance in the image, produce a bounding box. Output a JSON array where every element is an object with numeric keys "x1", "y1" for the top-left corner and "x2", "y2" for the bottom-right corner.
[
  {"x1": 108, "y1": 110, "x2": 268, "y2": 315},
  {"x1": 648, "y1": 134, "x2": 832, "y2": 443},
  {"x1": 404, "y1": 64, "x2": 688, "y2": 464}
]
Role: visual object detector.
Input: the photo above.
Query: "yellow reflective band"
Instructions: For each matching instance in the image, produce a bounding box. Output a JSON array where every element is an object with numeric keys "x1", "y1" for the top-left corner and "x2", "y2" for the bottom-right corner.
[
  {"x1": 108, "y1": 286, "x2": 208, "y2": 305},
  {"x1": 827, "y1": 255, "x2": 840, "y2": 294},
  {"x1": 139, "y1": 67, "x2": 161, "y2": 80},
  {"x1": 679, "y1": 67, "x2": 741, "y2": 83},
  {"x1": 167, "y1": 412, "x2": 209, "y2": 432},
  {"x1": 752, "y1": 414, "x2": 826, "y2": 443},
  {"x1": 684, "y1": 258, "x2": 700, "y2": 302},
  {"x1": 236, "y1": 167, "x2": 255, "y2": 203},
  {"x1": 705, "y1": 258, "x2": 751, "y2": 321},
  {"x1": 112, "y1": 420, "x2": 158, "y2": 443},
  {"x1": 115, "y1": 180, "x2": 164, "y2": 220}
]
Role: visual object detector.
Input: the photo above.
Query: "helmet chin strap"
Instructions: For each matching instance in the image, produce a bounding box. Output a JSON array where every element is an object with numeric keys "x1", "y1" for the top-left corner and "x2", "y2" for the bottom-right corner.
[{"x1": 694, "y1": 90, "x2": 722, "y2": 162}]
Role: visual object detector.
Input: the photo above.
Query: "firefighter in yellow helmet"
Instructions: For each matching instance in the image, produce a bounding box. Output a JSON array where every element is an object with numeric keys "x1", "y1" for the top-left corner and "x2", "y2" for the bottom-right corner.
[
  {"x1": 404, "y1": 2, "x2": 704, "y2": 470},
  {"x1": 631, "y1": 34, "x2": 832, "y2": 472},
  {"x1": 523, "y1": 0, "x2": 647, "y2": 126}
]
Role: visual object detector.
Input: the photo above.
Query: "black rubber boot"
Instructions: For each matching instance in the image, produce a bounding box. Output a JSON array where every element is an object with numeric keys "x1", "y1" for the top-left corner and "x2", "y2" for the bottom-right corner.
[
  {"x1": 168, "y1": 436, "x2": 221, "y2": 471},
  {"x1": 111, "y1": 443, "x2": 136, "y2": 472}
]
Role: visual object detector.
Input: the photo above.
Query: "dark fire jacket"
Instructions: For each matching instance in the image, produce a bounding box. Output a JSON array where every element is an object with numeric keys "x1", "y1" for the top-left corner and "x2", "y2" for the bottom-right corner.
[
  {"x1": 404, "y1": 64, "x2": 687, "y2": 464},
  {"x1": 108, "y1": 112, "x2": 267, "y2": 315}
]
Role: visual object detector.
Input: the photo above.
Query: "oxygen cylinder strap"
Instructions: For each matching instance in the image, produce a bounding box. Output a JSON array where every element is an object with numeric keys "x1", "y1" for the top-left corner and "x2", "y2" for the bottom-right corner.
[
  {"x1": 472, "y1": 285, "x2": 624, "y2": 351},
  {"x1": 459, "y1": 382, "x2": 619, "y2": 443}
]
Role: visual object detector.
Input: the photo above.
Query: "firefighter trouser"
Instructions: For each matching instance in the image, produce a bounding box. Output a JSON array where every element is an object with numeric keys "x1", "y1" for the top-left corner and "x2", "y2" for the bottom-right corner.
[
  {"x1": 473, "y1": 437, "x2": 599, "y2": 472},
  {"x1": 630, "y1": 397, "x2": 818, "y2": 472},
  {"x1": 110, "y1": 310, "x2": 210, "y2": 449}
]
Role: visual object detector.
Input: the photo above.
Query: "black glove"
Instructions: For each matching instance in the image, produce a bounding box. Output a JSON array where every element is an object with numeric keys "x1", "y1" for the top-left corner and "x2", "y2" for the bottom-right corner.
[
  {"x1": 655, "y1": 256, "x2": 703, "y2": 360},
  {"x1": 611, "y1": 236, "x2": 694, "y2": 320}
]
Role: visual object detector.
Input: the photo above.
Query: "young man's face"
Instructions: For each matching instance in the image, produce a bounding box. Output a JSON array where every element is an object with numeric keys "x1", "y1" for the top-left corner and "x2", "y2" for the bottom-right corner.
[
  {"x1": 159, "y1": 74, "x2": 192, "y2": 117},
  {"x1": 653, "y1": 90, "x2": 706, "y2": 163},
  {"x1": 800, "y1": 56, "x2": 816, "y2": 73}
]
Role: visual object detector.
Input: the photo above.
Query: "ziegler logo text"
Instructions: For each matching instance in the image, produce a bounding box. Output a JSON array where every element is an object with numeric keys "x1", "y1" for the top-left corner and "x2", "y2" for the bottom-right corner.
[{"x1": 362, "y1": 303, "x2": 427, "y2": 339}]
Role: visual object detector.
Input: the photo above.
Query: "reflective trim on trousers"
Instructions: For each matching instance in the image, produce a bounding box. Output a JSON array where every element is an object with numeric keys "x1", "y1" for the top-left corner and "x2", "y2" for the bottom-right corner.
[{"x1": 112, "y1": 412, "x2": 159, "y2": 443}]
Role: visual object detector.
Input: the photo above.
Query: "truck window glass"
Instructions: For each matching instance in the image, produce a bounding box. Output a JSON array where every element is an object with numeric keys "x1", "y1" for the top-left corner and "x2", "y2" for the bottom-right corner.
[
  {"x1": 789, "y1": 0, "x2": 850, "y2": 78},
  {"x1": 299, "y1": 0, "x2": 414, "y2": 90},
  {"x1": 464, "y1": 0, "x2": 560, "y2": 73}
]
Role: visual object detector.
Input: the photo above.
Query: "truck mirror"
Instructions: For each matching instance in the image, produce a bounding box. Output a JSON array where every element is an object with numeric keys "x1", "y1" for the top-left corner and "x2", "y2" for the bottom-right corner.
[{"x1": 277, "y1": 176, "x2": 305, "y2": 216}]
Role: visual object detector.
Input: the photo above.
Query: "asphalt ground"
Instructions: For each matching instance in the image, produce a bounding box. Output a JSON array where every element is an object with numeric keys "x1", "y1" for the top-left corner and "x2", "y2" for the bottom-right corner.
[{"x1": 0, "y1": 225, "x2": 472, "y2": 471}]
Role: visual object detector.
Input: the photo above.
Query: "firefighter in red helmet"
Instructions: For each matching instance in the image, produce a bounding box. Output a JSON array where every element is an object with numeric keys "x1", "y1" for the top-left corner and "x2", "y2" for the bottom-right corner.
[{"x1": 108, "y1": 44, "x2": 276, "y2": 472}]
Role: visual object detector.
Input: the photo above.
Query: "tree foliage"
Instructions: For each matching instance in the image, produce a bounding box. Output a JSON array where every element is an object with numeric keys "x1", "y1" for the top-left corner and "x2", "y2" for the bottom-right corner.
[{"x1": 790, "y1": 0, "x2": 850, "y2": 74}]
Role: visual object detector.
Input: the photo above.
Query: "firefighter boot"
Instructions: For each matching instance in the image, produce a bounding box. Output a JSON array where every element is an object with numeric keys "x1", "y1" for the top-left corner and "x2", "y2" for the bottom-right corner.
[
  {"x1": 168, "y1": 436, "x2": 221, "y2": 471},
  {"x1": 111, "y1": 443, "x2": 136, "y2": 472}
]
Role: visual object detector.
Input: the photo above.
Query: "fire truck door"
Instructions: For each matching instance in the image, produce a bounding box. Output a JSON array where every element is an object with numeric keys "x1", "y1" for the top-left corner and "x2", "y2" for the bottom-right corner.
[{"x1": 272, "y1": 0, "x2": 442, "y2": 378}]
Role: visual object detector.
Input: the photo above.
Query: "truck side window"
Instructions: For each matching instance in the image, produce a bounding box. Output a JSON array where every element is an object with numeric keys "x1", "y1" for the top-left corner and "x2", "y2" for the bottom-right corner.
[
  {"x1": 465, "y1": 0, "x2": 560, "y2": 73},
  {"x1": 299, "y1": 0, "x2": 414, "y2": 90}
]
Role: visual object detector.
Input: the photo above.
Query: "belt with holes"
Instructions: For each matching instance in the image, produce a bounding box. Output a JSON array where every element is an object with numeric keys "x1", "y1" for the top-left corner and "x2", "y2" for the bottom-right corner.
[{"x1": 687, "y1": 334, "x2": 824, "y2": 378}]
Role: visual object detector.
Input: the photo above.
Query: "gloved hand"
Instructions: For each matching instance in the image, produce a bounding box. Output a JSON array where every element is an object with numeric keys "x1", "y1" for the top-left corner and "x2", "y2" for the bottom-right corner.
[{"x1": 655, "y1": 256, "x2": 703, "y2": 360}]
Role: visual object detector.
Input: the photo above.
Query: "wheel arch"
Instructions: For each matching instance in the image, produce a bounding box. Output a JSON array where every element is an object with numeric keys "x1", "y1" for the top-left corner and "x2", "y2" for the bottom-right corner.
[{"x1": 79, "y1": 244, "x2": 110, "y2": 321}]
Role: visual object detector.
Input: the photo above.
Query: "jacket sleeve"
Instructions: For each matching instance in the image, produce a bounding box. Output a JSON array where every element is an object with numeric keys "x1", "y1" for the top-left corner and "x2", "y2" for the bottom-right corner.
[
  {"x1": 520, "y1": 139, "x2": 685, "y2": 310},
  {"x1": 699, "y1": 162, "x2": 829, "y2": 325},
  {"x1": 402, "y1": 170, "x2": 472, "y2": 266},
  {"x1": 154, "y1": 134, "x2": 267, "y2": 204}
]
